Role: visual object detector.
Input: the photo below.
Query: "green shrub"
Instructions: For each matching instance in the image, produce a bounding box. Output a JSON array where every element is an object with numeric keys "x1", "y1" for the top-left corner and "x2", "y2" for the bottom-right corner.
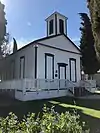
[{"x1": 0, "y1": 105, "x2": 89, "y2": 133}]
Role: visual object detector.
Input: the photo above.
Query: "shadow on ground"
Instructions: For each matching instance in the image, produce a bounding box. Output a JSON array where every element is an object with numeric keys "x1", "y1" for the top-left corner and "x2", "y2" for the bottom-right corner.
[
  {"x1": 0, "y1": 95, "x2": 100, "y2": 132},
  {"x1": 54, "y1": 96, "x2": 100, "y2": 110}
]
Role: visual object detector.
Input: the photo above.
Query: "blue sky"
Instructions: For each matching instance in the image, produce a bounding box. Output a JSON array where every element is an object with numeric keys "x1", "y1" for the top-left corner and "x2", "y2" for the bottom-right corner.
[{"x1": 2, "y1": 0, "x2": 88, "y2": 48}]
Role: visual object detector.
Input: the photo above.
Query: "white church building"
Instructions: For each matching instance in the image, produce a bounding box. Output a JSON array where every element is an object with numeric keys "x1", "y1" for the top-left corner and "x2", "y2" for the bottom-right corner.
[{"x1": 0, "y1": 12, "x2": 82, "y2": 101}]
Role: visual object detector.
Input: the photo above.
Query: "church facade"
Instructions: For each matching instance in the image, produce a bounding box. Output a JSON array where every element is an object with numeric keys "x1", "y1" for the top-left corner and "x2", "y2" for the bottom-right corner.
[{"x1": 0, "y1": 12, "x2": 81, "y2": 101}]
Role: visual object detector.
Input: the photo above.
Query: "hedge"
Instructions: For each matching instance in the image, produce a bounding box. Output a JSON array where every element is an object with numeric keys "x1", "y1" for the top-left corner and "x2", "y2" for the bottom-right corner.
[{"x1": 0, "y1": 105, "x2": 89, "y2": 133}]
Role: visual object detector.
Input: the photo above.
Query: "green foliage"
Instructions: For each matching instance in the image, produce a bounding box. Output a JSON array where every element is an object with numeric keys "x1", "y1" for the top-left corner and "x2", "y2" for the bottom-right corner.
[
  {"x1": 0, "y1": 1, "x2": 10, "y2": 57},
  {"x1": 79, "y1": 13, "x2": 100, "y2": 74},
  {"x1": 0, "y1": 1, "x2": 7, "y2": 45},
  {"x1": 0, "y1": 106, "x2": 89, "y2": 133},
  {"x1": 87, "y1": 0, "x2": 100, "y2": 61},
  {"x1": 1, "y1": 33, "x2": 11, "y2": 57},
  {"x1": 13, "y1": 38, "x2": 17, "y2": 53}
]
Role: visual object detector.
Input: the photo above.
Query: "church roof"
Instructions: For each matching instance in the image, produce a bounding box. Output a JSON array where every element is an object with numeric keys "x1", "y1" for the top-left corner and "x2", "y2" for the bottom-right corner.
[
  {"x1": 34, "y1": 33, "x2": 80, "y2": 52},
  {"x1": 45, "y1": 11, "x2": 68, "y2": 21},
  {"x1": 14, "y1": 33, "x2": 80, "y2": 54},
  {"x1": 3, "y1": 33, "x2": 81, "y2": 60}
]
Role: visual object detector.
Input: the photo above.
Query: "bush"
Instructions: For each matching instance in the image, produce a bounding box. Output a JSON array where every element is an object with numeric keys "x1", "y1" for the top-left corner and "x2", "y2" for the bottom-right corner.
[{"x1": 0, "y1": 105, "x2": 89, "y2": 133}]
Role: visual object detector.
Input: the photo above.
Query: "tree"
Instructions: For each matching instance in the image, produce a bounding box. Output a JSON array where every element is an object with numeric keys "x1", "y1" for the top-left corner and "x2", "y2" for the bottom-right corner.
[
  {"x1": 0, "y1": 1, "x2": 10, "y2": 58},
  {"x1": 79, "y1": 13, "x2": 100, "y2": 74},
  {"x1": 1, "y1": 33, "x2": 11, "y2": 57},
  {"x1": 87, "y1": 0, "x2": 100, "y2": 62},
  {"x1": 13, "y1": 38, "x2": 17, "y2": 53}
]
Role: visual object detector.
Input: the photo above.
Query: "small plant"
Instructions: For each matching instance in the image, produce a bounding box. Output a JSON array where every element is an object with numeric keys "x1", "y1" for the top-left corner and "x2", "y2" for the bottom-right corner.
[{"x1": 0, "y1": 105, "x2": 89, "y2": 133}]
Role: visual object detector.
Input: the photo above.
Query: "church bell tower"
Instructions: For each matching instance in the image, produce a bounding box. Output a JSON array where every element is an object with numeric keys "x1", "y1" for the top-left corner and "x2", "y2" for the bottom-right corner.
[{"x1": 45, "y1": 12, "x2": 68, "y2": 37}]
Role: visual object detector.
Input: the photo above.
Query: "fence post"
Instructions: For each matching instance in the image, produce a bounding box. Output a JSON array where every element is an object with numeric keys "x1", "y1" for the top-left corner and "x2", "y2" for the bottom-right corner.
[
  {"x1": 23, "y1": 79, "x2": 26, "y2": 95},
  {"x1": 58, "y1": 79, "x2": 59, "y2": 92},
  {"x1": 72, "y1": 86, "x2": 74, "y2": 95},
  {"x1": 35, "y1": 79, "x2": 38, "y2": 94},
  {"x1": 47, "y1": 79, "x2": 50, "y2": 93}
]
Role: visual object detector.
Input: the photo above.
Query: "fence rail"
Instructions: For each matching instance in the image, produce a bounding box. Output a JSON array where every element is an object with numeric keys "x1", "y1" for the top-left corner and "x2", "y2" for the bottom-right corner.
[
  {"x1": 0, "y1": 79, "x2": 96, "y2": 93},
  {"x1": 0, "y1": 79, "x2": 72, "y2": 91}
]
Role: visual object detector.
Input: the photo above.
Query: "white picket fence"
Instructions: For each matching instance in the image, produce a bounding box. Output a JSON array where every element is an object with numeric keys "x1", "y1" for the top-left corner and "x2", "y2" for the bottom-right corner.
[
  {"x1": 0, "y1": 79, "x2": 96, "y2": 93},
  {"x1": 0, "y1": 79, "x2": 74, "y2": 92},
  {"x1": 0, "y1": 78, "x2": 97, "y2": 101}
]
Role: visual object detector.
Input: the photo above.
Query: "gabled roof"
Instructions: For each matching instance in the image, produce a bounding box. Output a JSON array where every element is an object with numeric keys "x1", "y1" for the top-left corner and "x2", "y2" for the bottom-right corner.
[
  {"x1": 34, "y1": 33, "x2": 80, "y2": 52},
  {"x1": 7, "y1": 33, "x2": 80, "y2": 57},
  {"x1": 45, "y1": 11, "x2": 68, "y2": 21}
]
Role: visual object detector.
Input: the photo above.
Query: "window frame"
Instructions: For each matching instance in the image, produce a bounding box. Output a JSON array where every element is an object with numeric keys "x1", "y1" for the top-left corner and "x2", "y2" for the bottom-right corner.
[
  {"x1": 49, "y1": 19, "x2": 54, "y2": 35},
  {"x1": 69, "y1": 58, "x2": 77, "y2": 82},
  {"x1": 59, "y1": 19, "x2": 64, "y2": 34},
  {"x1": 19, "y1": 56, "x2": 25, "y2": 79},
  {"x1": 45, "y1": 53, "x2": 54, "y2": 79}
]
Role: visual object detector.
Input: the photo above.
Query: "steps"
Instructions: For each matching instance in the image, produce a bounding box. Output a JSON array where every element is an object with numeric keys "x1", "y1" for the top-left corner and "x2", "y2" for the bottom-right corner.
[
  {"x1": 68, "y1": 87, "x2": 92, "y2": 97},
  {"x1": 74, "y1": 87, "x2": 93, "y2": 97}
]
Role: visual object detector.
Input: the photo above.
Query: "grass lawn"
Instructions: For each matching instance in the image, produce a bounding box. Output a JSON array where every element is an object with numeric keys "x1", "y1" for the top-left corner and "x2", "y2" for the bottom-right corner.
[{"x1": 0, "y1": 96, "x2": 100, "y2": 132}]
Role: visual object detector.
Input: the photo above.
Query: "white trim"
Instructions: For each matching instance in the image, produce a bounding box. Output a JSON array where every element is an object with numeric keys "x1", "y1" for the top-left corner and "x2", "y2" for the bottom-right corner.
[{"x1": 45, "y1": 11, "x2": 68, "y2": 21}]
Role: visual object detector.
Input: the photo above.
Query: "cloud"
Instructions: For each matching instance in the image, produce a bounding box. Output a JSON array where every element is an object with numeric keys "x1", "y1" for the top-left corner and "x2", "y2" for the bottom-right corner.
[
  {"x1": 10, "y1": 37, "x2": 30, "y2": 53},
  {"x1": 27, "y1": 22, "x2": 32, "y2": 26},
  {"x1": 17, "y1": 37, "x2": 30, "y2": 49},
  {"x1": 72, "y1": 37, "x2": 80, "y2": 42},
  {"x1": 9, "y1": 37, "x2": 38, "y2": 54},
  {"x1": 71, "y1": 37, "x2": 80, "y2": 47},
  {"x1": 13, "y1": 37, "x2": 38, "y2": 49}
]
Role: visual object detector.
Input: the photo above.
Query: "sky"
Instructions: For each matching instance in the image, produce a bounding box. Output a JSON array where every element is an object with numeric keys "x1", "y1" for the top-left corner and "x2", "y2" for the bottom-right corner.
[{"x1": 1, "y1": 0, "x2": 88, "y2": 49}]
